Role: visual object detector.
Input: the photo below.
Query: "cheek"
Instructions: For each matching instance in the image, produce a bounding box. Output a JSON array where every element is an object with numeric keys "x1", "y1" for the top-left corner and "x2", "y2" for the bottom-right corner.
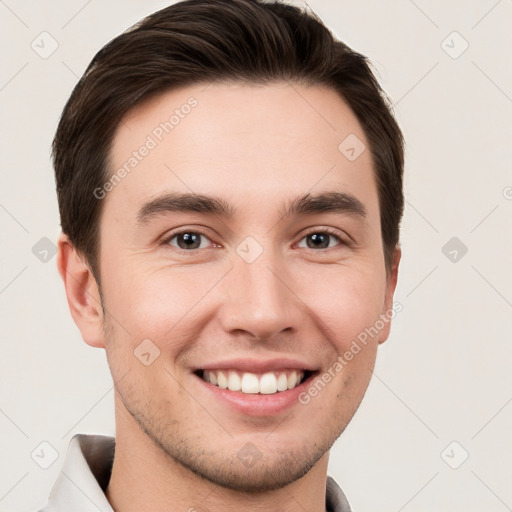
[
  {"x1": 101, "y1": 248, "x2": 387, "y2": 357},
  {"x1": 102, "y1": 263, "x2": 218, "y2": 346},
  {"x1": 295, "y1": 263, "x2": 386, "y2": 351}
]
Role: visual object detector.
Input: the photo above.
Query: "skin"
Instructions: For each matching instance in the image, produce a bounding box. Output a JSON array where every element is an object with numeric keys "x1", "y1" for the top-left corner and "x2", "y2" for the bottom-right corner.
[{"x1": 58, "y1": 81, "x2": 400, "y2": 512}]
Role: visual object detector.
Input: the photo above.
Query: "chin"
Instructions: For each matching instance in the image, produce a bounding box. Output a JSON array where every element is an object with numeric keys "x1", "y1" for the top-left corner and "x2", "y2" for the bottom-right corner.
[{"x1": 168, "y1": 446, "x2": 325, "y2": 493}]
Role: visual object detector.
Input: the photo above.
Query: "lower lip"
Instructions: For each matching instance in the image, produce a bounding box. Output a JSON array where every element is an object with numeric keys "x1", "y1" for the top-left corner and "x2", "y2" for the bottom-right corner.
[{"x1": 194, "y1": 373, "x2": 315, "y2": 417}]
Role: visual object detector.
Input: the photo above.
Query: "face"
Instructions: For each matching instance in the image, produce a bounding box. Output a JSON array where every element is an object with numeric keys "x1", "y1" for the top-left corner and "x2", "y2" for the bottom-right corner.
[{"x1": 89, "y1": 82, "x2": 399, "y2": 491}]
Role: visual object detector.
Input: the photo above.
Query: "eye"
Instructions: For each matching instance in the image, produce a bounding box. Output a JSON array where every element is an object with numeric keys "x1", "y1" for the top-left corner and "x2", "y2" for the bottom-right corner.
[
  {"x1": 296, "y1": 228, "x2": 346, "y2": 250},
  {"x1": 165, "y1": 231, "x2": 213, "y2": 251}
]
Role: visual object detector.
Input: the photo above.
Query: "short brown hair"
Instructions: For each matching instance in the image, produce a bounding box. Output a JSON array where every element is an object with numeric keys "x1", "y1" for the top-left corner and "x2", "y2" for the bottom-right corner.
[{"x1": 53, "y1": 0, "x2": 404, "y2": 283}]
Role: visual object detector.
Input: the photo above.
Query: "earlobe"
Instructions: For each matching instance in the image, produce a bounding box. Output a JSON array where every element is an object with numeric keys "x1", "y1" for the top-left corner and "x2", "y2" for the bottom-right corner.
[
  {"x1": 57, "y1": 233, "x2": 106, "y2": 348},
  {"x1": 378, "y1": 245, "x2": 401, "y2": 345}
]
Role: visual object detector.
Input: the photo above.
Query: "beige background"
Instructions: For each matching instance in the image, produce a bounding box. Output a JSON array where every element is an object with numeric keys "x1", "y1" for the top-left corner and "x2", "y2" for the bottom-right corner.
[{"x1": 1, "y1": 0, "x2": 511, "y2": 511}]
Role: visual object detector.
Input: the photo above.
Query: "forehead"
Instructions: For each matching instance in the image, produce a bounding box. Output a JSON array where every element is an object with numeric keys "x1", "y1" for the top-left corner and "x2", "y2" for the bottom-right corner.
[{"x1": 105, "y1": 82, "x2": 378, "y2": 223}]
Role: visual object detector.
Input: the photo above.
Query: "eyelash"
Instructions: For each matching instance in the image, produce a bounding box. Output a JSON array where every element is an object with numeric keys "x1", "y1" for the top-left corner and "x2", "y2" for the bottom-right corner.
[{"x1": 161, "y1": 227, "x2": 350, "y2": 254}]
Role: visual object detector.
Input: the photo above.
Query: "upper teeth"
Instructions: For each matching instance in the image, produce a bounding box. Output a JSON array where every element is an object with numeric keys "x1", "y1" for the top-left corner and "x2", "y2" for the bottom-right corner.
[{"x1": 202, "y1": 370, "x2": 305, "y2": 394}]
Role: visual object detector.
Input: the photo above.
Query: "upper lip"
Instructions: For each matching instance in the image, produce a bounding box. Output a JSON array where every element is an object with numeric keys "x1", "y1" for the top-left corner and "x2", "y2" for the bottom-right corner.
[{"x1": 195, "y1": 358, "x2": 318, "y2": 373}]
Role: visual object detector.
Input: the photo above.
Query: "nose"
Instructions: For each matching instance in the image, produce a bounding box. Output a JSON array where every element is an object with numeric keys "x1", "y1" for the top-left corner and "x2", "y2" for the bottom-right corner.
[{"x1": 217, "y1": 249, "x2": 304, "y2": 342}]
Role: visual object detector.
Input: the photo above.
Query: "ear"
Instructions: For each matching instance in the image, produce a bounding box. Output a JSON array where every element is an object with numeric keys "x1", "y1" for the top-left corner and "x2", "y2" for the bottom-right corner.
[
  {"x1": 378, "y1": 245, "x2": 401, "y2": 345},
  {"x1": 57, "y1": 232, "x2": 106, "y2": 348}
]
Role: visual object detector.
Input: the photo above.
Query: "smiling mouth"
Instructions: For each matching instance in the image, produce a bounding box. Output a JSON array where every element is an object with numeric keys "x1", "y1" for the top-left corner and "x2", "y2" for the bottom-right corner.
[{"x1": 195, "y1": 369, "x2": 315, "y2": 395}]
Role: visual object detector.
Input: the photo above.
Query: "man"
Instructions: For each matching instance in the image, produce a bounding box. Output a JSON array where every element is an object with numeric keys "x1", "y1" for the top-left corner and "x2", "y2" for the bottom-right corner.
[{"x1": 43, "y1": 0, "x2": 404, "y2": 510}]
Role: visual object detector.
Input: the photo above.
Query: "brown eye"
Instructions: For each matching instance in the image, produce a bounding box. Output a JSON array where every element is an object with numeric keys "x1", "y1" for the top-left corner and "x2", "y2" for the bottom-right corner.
[
  {"x1": 297, "y1": 230, "x2": 344, "y2": 250},
  {"x1": 168, "y1": 232, "x2": 209, "y2": 250},
  {"x1": 306, "y1": 233, "x2": 329, "y2": 249}
]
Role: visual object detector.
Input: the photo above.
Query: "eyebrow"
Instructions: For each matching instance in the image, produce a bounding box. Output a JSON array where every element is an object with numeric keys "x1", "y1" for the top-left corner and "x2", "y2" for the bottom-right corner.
[
  {"x1": 136, "y1": 191, "x2": 366, "y2": 224},
  {"x1": 280, "y1": 191, "x2": 366, "y2": 219},
  {"x1": 137, "y1": 193, "x2": 236, "y2": 223}
]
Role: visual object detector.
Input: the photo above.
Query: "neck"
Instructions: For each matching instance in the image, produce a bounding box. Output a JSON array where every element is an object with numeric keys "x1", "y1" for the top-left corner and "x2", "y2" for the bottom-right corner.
[{"x1": 105, "y1": 402, "x2": 329, "y2": 512}]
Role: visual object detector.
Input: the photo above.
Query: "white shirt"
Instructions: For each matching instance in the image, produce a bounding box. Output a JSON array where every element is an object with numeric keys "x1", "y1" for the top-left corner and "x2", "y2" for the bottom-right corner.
[{"x1": 37, "y1": 433, "x2": 352, "y2": 511}]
